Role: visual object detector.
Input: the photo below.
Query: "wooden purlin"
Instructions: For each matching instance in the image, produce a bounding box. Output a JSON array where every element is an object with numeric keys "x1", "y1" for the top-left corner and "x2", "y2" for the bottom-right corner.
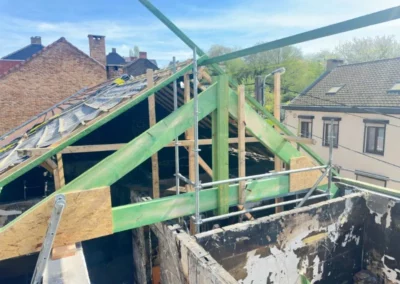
[
  {"x1": 0, "y1": 187, "x2": 112, "y2": 261},
  {"x1": 147, "y1": 69, "x2": 160, "y2": 198}
]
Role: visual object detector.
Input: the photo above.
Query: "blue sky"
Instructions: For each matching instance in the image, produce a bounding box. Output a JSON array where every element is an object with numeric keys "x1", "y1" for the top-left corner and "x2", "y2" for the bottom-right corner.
[{"x1": 0, "y1": 0, "x2": 399, "y2": 67}]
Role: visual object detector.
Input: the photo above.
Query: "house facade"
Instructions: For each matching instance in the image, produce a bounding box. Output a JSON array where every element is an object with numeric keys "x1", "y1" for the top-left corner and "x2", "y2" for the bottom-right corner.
[
  {"x1": 0, "y1": 37, "x2": 106, "y2": 134},
  {"x1": 283, "y1": 58, "x2": 400, "y2": 189}
]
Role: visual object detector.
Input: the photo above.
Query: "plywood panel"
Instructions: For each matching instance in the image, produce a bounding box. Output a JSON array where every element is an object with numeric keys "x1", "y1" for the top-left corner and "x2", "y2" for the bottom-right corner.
[
  {"x1": 290, "y1": 156, "x2": 328, "y2": 192},
  {"x1": 0, "y1": 186, "x2": 112, "y2": 260}
]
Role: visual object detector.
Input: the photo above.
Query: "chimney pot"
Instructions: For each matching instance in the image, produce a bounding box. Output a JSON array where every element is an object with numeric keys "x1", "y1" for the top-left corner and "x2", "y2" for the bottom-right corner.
[
  {"x1": 112, "y1": 48, "x2": 116, "y2": 53},
  {"x1": 326, "y1": 59, "x2": 344, "y2": 71},
  {"x1": 88, "y1": 34, "x2": 106, "y2": 66},
  {"x1": 139, "y1": 51, "x2": 147, "y2": 59},
  {"x1": 31, "y1": 36, "x2": 41, "y2": 45}
]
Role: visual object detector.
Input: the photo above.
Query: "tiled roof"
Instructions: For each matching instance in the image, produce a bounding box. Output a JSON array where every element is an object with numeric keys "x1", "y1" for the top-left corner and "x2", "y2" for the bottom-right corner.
[
  {"x1": 125, "y1": 58, "x2": 159, "y2": 77},
  {"x1": 2, "y1": 44, "x2": 44, "y2": 60},
  {"x1": 0, "y1": 37, "x2": 104, "y2": 80},
  {"x1": 106, "y1": 52, "x2": 126, "y2": 65},
  {"x1": 288, "y1": 57, "x2": 400, "y2": 108}
]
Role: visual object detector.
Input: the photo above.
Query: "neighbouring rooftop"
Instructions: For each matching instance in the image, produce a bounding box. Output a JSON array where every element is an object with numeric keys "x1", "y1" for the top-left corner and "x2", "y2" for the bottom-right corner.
[{"x1": 287, "y1": 57, "x2": 400, "y2": 108}]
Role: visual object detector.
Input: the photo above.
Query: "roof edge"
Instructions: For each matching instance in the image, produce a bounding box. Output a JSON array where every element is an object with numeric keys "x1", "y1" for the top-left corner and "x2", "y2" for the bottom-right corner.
[{"x1": 282, "y1": 105, "x2": 400, "y2": 114}]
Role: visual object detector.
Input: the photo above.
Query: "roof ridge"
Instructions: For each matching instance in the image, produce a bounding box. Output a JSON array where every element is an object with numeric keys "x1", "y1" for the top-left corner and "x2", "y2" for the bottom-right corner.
[
  {"x1": 335, "y1": 56, "x2": 400, "y2": 68},
  {"x1": 0, "y1": 37, "x2": 104, "y2": 80}
]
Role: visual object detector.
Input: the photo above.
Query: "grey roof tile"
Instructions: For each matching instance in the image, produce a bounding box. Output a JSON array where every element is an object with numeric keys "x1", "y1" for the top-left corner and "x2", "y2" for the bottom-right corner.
[{"x1": 288, "y1": 57, "x2": 400, "y2": 108}]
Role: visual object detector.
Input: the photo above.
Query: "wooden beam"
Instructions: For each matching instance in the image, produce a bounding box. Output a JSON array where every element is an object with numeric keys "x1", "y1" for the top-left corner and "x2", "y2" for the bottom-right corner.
[
  {"x1": 147, "y1": 69, "x2": 160, "y2": 199},
  {"x1": 281, "y1": 135, "x2": 315, "y2": 144},
  {"x1": 0, "y1": 187, "x2": 112, "y2": 261},
  {"x1": 17, "y1": 137, "x2": 260, "y2": 156},
  {"x1": 184, "y1": 73, "x2": 195, "y2": 193},
  {"x1": 57, "y1": 83, "x2": 217, "y2": 192},
  {"x1": 237, "y1": 85, "x2": 254, "y2": 221},
  {"x1": 215, "y1": 75, "x2": 230, "y2": 215},
  {"x1": 274, "y1": 72, "x2": 284, "y2": 213},
  {"x1": 56, "y1": 153, "x2": 65, "y2": 188},
  {"x1": 228, "y1": 89, "x2": 301, "y2": 164},
  {"x1": 113, "y1": 175, "x2": 289, "y2": 232},
  {"x1": 184, "y1": 147, "x2": 213, "y2": 178}
]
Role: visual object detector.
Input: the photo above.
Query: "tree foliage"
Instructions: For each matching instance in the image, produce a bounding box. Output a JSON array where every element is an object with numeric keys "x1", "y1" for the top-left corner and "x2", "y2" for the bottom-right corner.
[
  {"x1": 334, "y1": 36, "x2": 400, "y2": 64},
  {"x1": 207, "y1": 35, "x2": 400, "y2": 114}
]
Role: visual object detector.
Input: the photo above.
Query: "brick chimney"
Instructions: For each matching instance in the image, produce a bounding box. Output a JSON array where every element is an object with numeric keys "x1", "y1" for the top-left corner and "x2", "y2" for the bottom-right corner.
[
  {"x1": 88, "y1": 35, "x2": 106, "y2": 66},
  {"x1": 326, "y1": 59, "x2": 344, "y2": 71},
  {"x1": 31, "y1": 36, "x2": 41, "y2": 45},
  {"x1": 139, "y1": 51, "x2": 147, "y2": 59},
  {"x1": 112, "y1": 48, "x2": 116, "y2": 53}
]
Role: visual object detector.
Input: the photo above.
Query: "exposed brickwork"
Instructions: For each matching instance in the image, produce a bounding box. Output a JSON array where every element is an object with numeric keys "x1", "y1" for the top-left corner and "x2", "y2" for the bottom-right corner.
[
  {"x1": 0, "y1": 39, "x2": 106, "y2": 134},
  {"x1": 88, "y1": 35, "x2": 106, "y2": 66},
  {"x1": 106, "y1": 66, "x2": 124, "y2": 79},
  {"x1": 0, "y1": 60, "x2": 22, "y2": 74}
]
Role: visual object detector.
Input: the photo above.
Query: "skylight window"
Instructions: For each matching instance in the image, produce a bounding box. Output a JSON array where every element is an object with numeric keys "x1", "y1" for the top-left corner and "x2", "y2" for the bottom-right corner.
[
  {"x1": 326, "y1": 85, "x2": 344, "y2": 95},
  {"x1": 388, "y1": 82, "x2": 400, "y2": 94}
]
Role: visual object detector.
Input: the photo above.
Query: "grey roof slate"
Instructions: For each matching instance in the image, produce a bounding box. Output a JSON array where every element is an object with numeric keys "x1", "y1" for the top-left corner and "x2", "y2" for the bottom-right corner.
[
  {"x1": 106, "y1": 52, "x2": 126, "y2": 65},
  {"x1": 2, "y1": 44, "x2": 44, "y2": 60},
  {"x1": 288, "y1": 57, "x2": 400, "y2": 108}
]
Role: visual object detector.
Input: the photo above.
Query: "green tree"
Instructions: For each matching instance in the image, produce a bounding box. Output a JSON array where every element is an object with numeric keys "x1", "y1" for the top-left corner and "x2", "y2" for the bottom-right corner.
[
  {"x1": 334, "y1": 35, "x2": 400, "y2": 63},
  {"x1": 129, "y1": 46, "x2": 140, "y2": 57}
]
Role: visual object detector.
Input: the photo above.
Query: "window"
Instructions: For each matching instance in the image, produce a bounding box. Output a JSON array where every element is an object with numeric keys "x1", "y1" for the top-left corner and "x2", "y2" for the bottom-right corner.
[
  {"x1": 363, "y1": 119, "x2": 388, "y2": 155},
  {"x1": 322, "y1": 117, "x2": 341, "y2": 148},
  {"x1": 326, "y1": 85, "x2": 344, "y2": 95},
  {"x1": 298, "y1": 115, "x2": 314, "y2": 138},
  {"x1": 388, "y1": 82, "x2": 400, "y2": 94},
  {"x1": 114, "y1": 66, "x2": 119, "y2": 71}
]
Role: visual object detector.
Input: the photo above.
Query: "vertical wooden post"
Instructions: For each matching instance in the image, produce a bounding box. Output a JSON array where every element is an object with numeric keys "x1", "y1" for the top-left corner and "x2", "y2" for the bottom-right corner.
[
  {"x1": 147, "y1": 69, "x2": 160, "y2": 198},
  {"x1": 274, "y1": 72, "x2": 284, "y2": 213},
  {"x1": 213, "y1": 75, "x2": 229, "y2": 215},
  {"x1": 183, "y1": 73, "x2": 195, "y2": 192},
  {"x1": 56, "y1": 153, "x2": 65, "y2": 188}
]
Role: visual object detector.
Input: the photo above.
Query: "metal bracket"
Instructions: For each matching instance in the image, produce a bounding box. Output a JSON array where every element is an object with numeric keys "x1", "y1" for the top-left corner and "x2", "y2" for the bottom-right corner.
[{"x1": 31, "y1": 194, "x2": 66, "y2": 284}]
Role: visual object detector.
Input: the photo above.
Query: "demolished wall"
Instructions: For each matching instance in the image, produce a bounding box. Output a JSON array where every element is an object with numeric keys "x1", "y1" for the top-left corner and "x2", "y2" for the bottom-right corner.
[
  {"x1": 196, "y1": 193, "x2": 366, "y2": 283},
  {"x1": 151, "y1": 222, "x2": 237, "y2": 284}
]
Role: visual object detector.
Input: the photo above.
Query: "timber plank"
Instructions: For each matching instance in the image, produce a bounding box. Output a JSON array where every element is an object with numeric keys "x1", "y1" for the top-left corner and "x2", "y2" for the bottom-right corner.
[
  {"x1": 289, "y1": 156, "x2": 328, "y2": 192},
  {"x1": 0, "y1": 187, "x2": 112, "y2": 261}
]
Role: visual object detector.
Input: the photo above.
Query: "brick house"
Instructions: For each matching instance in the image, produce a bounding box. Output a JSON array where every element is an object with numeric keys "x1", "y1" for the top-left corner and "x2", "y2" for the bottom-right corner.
[
  {"x1": 0, "y1": 37, "x2": 106, "y2": 134},
  {"x1": 283, "y1": 58, "x2": 400, "y2": 189},
  {"x1": 106, "y1": 48, "x2": 126, "y2": 79},
  {"x1": 0, "y1": 36, "x2": 44, "y2": 74}
]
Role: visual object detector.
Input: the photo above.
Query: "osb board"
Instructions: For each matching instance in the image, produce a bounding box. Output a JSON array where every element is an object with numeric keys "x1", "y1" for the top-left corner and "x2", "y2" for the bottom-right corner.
[
  {"x1": 0, "y1": 186, "x2": 112, "y2": 261},
  {"x1": 290, "y1": 156, "x2": 328, "y2": 192}
]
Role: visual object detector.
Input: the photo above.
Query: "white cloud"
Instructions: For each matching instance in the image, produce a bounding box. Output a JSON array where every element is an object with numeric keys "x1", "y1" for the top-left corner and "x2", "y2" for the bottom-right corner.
[{"x1": 1, "y1": 0, "x2": 399, "y2": 66}]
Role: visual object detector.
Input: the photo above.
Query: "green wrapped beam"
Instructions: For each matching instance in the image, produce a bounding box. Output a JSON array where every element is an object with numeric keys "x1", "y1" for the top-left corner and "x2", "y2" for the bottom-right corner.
[
  {"x1": 228, "y1": 90, "x2": 301, "y2": 164},
  {"x1": 60, "y1": 82, "x2": 218, "y2": 192},
  {"x1": 202, "y1": 6, "x2": 400, "y2": 65},
  {"x1": 138, "y1": 0, "x2": 331, "y2": 170},
  {"x1": 113, "y1": 175, "x2": 288, "y2": 232},
  {"x1": 0, "y1": 61, "x2": 198, "y2": 188},
  {"x1": 215, "y1": 75, "x2": 230, "y2": 214},
  {"x1": 334, "y1": 176, "x2": 400, "y2": 198}
]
